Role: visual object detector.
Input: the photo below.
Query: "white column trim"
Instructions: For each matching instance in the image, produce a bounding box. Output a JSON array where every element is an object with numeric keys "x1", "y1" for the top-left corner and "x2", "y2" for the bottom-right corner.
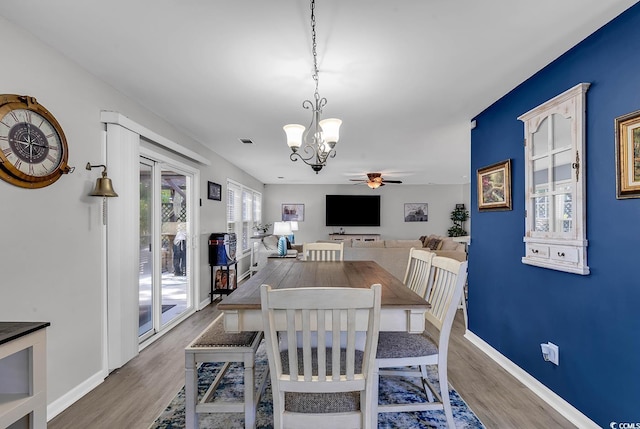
[
  {"x1": 100, "y1": 111, "x2": 211, "y2": 166},
  {"x1": 463, "y1": 330, "x2": 599, "y2": 429},
  {"x1": 106, "y1": 123, "x2": 140, "y2": 371}
]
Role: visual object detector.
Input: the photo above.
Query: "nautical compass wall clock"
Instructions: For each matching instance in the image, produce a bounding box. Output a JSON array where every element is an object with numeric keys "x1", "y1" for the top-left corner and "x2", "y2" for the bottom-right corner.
[{"x1": 0, "y1": 94, "x2": 71, "y2": 188}]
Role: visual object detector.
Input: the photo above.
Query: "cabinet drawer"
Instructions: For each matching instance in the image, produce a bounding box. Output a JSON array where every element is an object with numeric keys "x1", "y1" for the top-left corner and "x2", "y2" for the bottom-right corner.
[
  {"x1": 526, "y1": 244, "x2": 549, "y2": 259},
  {"x1": 549, "y1": 246, "x2": 579, "y2": 263}
]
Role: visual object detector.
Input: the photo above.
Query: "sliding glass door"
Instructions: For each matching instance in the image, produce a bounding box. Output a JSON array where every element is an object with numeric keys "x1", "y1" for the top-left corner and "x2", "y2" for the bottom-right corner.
[{"x1": 139, "y1": 156, "x2": 193, "y2": 342}]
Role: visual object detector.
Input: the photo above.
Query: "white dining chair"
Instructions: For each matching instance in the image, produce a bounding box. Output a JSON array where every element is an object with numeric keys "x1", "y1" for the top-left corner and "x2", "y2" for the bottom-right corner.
[
  {"x1": 373, "y1": 257, "x2": 468, "y2": 428},
  {"x1": 302, "y1": 241, "x2": 344, "y2": 261},
  {"x1": 260, "y1": 283, "x2": 381, "y2": 429},
  {"x1": 402, "y1": 247, "x2": 435, "y2": 298}
]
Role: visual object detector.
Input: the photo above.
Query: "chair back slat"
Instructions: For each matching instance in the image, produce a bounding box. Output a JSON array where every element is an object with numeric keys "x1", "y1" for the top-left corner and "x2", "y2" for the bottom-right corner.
[
  {"x1": 402, "y1": 248, "x2": 435, "y2": 298},
  {"x1": 425, "y1": 257, "x2": 468, "y2": 333},
  {"x1": 303, "y1": 242, "x2": 344, "y2": 261}
]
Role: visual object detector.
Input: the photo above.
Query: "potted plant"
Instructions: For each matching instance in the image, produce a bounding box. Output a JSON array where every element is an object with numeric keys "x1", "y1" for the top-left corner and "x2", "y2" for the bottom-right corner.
[
  {"x1": 253, "y1": 223, "x2": 272, "y2": 235},
  {"x1": 447, "y1": 205, "x2": 469, "y2": 237}
]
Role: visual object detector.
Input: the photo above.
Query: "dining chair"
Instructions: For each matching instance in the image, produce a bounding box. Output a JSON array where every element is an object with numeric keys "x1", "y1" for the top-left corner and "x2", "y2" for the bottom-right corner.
[
  {"x1": 373, "y1": 256, "x2": 468, "y2": 428},
  {"x1": 302, "y1": 241, "x2": 344, "y2": 261},
  {"x1": 260, "y1": 283, "x2": 381, "y2": 429},
  {"x1": 402, "y1": 247, "x2": 435, "y2": 298}
]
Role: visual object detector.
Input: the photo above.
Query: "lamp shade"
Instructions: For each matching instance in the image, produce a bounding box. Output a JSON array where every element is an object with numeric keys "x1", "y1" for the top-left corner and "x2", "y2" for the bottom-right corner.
[
  {"x1": 289, "y1": 221, "x2": 299, "y2": 232},
  {"x1": 319, "y1": 118, "x2": 342, "y2": 144},
  {"x1": 283, "y1": 124, "x2": 305, "y2": 151},
  {"x1": 273, "y1": 221, "x2": 292, "y2": 236}
]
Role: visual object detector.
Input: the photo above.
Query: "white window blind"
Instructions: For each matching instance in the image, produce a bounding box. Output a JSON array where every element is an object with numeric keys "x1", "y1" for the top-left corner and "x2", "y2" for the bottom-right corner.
[{"x1": 226, "y1": 179, "x2": 262, "y2": 254}]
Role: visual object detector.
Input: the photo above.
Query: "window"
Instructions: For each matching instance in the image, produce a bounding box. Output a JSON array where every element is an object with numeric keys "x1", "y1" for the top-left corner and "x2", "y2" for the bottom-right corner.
[
  {"x1": 518, "y1": 83, "x2": 589, "y2": 275},
  {"x1": 226, "y1": 179, "x2": 262, "y2": 254}
]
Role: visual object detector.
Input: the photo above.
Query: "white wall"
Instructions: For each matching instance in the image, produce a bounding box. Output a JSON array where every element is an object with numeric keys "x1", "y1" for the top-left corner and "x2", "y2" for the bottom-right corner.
[
  {"x1": 0, "y1": 16, "x2": 262, "y2": 416},
  {"x1": 264, "y1": 183, "x2": 470, "y2": 243}
]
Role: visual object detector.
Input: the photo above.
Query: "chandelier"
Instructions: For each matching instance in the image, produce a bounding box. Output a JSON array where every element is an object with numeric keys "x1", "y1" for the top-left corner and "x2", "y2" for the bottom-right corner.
[{"x1": 283, "y1": 0, "x2": 342, "y2": 174}]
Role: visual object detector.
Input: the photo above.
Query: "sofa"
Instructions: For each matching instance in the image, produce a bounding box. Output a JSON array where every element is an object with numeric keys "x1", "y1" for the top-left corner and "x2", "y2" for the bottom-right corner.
[{"x1": 342, "y1": 236, "x2": 466, "y2": 281}]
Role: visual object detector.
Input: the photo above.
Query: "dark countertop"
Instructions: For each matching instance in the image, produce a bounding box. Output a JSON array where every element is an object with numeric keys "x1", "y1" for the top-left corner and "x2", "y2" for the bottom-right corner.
[{"x1": 0, "y1": 322, "x2": 50, "y2": 346}]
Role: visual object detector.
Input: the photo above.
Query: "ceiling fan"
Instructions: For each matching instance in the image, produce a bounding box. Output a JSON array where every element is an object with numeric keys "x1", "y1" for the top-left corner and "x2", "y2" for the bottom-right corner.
[{"x1": 349, "y1": 173, "x2": 403, "y2": 189}]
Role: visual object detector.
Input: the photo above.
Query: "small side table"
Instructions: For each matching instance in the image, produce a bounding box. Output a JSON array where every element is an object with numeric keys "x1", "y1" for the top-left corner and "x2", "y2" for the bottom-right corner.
[{"x1": 210, "y1": 260, "x2": 238, "y2": 303}]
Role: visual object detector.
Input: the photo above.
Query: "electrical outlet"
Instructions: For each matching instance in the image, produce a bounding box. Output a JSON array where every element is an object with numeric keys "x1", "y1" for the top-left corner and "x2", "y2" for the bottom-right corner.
[{"x1": 540, "y1": 342, "x2": 559, "y2": 365}]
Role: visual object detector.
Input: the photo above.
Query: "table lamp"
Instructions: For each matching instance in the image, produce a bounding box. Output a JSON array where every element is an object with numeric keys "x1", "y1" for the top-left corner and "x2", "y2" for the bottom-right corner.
[
  {"x1": 273, "y1": 221, "x2": 292, "y2": 257},
  {"x1": 288, "y1": 221, "x2": 299, "y2": 244}
]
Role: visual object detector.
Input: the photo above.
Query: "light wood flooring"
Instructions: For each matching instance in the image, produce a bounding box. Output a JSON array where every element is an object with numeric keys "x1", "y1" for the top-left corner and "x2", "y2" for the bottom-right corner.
[{"x1": 48, "y1": 305, "x2": 576, "y2": 429}]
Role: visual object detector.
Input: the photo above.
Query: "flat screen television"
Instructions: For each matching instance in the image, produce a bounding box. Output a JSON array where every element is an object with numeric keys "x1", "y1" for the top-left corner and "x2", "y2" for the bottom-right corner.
[{"x1": 325, "y1": 195, "x2": 381, "y2": 227}]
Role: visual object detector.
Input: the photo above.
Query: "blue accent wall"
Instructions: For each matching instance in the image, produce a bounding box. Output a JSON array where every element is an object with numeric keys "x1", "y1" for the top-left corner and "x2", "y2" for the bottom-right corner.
[{"x1": 469, "y1": 3, "x2": 640, "y2": 426}]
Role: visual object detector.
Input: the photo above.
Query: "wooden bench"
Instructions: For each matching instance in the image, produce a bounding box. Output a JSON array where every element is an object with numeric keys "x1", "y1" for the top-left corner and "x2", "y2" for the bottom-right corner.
[{"x1": 185, "y1": 315, "x2": 266, "y2": 429}]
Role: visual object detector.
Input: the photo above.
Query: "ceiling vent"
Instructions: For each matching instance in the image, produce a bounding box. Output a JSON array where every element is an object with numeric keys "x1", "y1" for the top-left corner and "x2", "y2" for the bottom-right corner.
[{"x1": 239, "y1": 138, "x2": 254, "y2": 144}]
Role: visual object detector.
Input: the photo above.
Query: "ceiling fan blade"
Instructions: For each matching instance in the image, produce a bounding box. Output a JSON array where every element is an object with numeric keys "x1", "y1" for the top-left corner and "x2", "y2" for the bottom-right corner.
[
  {"x1": 349, "y1": 179, "x2": 367, "y2": 182},
  {"x1": 383, "y1": 180, "x2": 403, "y2": 183}
]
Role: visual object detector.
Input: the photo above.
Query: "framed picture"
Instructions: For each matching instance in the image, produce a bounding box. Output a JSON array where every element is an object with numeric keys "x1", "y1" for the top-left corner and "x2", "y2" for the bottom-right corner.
[
  {"x1": 214, "y1": 268, "x2": 235, "y2": 290},
  {"x1": 404, "y1": 203, "x2": 428, "y2": 222},
  {"x1": 282, "y1": 203, "x2": 304, "y2": 221},
  {"x1": 207, "y1": 181, "x2": 222, "y2": 201},
  {"x1": 615, "y1": 109, "x2": 640, "y2": 199},
  {"x1": 477, "y1": 159, "x2": 512, "y2": 211}
]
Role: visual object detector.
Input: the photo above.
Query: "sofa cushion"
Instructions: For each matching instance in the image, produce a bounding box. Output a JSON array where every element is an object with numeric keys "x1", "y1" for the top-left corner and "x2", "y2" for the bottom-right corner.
[
  {"x1": 352, "y1": 240, "x2": 385, "y2": 248},
  {"x1": 440, "y1": 238, "x2": 460, "y2": 251},
  {"x1": 385, "y1": 239, "x2": 423, "y2": 248}
]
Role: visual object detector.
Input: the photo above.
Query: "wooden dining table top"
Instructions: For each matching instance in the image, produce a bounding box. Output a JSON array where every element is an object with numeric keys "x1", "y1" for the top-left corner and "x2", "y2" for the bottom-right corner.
[{"x1": 218, "y1": 259, "x2": 430, "y2": 311}]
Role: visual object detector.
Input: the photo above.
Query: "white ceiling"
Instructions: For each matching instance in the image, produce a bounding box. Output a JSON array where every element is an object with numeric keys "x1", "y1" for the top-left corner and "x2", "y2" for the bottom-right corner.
[{"x1": 0, "y1": 1, "x2": 636, "y2": 185}]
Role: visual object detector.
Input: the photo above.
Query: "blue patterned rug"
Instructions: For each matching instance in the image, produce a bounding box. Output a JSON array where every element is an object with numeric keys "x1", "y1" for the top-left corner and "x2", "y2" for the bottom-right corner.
[{"x1": 151, "y1": 344, "x2": 484, "y2": 428}]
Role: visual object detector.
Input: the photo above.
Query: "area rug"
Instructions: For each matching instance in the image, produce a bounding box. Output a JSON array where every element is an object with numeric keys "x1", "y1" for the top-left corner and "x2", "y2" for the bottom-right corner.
[{"x1": 151, "y1": 344, "x2": 485, "y2": 428}]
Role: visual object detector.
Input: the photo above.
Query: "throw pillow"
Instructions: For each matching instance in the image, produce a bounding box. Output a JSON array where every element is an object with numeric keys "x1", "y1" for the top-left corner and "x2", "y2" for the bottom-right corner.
[{"x1": 424, "y1": 237, "x2": 442, "y2": 250}]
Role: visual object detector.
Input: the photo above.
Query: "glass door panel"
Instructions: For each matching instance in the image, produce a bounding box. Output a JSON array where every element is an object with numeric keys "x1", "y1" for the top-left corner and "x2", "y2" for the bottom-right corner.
[
  {"x1": 139, "y1": 161, "x2": 154, "y2": 338},
  {"x1": 159, "y1": 169, "x2": 189, "y2": 327}
]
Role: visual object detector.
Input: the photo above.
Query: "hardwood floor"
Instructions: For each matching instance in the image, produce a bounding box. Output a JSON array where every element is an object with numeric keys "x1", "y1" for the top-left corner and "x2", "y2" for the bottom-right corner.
[{"x1": 48, "y1": 305, "x2": 576, "y2": 429}]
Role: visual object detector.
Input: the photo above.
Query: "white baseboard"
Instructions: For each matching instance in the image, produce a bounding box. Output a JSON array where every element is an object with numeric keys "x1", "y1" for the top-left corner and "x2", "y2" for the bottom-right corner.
[
  {"x1": 464, "y1": 330, "x2": 598, "y2": 429},
  {"x1": 47, "y1": 369, "x2": 107, "y2": 421}
]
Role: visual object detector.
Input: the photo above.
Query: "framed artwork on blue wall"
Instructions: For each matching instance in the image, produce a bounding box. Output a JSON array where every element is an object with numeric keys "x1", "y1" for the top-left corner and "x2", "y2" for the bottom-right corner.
[
  {"x1": 477, "y1": 159, "x2": 512, "y2": 211},
  {"x1": 615, "y1": 109, "x2": 640, "y2": 199}
]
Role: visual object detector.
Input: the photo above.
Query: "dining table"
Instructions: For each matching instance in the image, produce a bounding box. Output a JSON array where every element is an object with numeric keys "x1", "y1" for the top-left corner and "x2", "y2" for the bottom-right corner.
[{"x1": 217, "y1": 259, "x2": 430, "y2": 333}]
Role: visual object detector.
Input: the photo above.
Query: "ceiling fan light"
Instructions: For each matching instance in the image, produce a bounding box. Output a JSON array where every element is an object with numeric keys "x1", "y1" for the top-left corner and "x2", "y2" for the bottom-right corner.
[
  {"x1": 367, "y1": 181, "x2": 382, "y2": 189},
  {"x1": 283, "y1": 124, "x2": 305, "y2": 151},
  {"x1": 319, "y1": 118, "x2": 342, "y2": 145}
]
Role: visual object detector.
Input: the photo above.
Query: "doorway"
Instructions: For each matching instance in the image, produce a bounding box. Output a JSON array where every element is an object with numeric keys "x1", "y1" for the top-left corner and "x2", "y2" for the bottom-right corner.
[{"x1": 138, "y1": 156, "x2": 194, "y2": 342}]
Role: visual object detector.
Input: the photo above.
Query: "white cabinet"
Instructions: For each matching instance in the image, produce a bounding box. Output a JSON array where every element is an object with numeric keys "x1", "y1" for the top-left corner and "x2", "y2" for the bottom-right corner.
[
  {"x1": 328, "y1": 233, "x2": 380, "y2": 242},
  {"x1": 0, "y1": 322, "x2": 49, "y2": 429},
  {"x1": 518, "y1": 83, "x2": 590, "y2": 275}
]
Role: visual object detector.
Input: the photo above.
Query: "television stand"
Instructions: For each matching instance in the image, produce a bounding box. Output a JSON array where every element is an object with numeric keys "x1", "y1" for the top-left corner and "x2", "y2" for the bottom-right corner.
[{"x1": 328, "y1": 233, "x2": 380, "y2": 242}]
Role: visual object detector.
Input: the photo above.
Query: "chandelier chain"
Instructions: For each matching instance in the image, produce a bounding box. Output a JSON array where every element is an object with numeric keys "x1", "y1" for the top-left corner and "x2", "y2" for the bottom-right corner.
[{"x1": 310, "y1": 0, "x2": 319, "y2": 99}]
